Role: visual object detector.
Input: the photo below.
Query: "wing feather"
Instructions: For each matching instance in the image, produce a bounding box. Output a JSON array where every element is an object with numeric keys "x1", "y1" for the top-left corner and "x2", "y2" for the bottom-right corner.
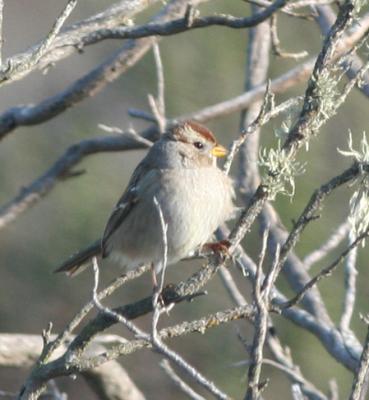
[{"x1": 101, "y1": 161, "x2": 149, "y2": 257}]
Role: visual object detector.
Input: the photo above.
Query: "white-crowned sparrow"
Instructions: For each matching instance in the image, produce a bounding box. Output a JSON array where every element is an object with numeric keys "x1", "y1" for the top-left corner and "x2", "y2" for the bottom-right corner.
[{"x1": 56, "y1": 121, "x2": 235, "y2": 276}]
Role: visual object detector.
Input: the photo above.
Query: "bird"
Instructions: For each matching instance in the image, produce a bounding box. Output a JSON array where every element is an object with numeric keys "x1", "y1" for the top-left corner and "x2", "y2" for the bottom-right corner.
[{"x1": 55, "y1": 121, "x2": 235, "y2": 279}]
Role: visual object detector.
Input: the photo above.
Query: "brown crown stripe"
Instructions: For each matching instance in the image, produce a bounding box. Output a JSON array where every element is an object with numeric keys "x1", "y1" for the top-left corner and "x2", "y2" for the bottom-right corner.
[{"x1": 184, "y1": 120, "x2": 217, "y2": 144}]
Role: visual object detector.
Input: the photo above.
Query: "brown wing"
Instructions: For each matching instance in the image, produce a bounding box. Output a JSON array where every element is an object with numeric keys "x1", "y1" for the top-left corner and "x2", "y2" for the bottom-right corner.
[{"x1": 101, "y1": 162, "x2": 148, "y2": 258}]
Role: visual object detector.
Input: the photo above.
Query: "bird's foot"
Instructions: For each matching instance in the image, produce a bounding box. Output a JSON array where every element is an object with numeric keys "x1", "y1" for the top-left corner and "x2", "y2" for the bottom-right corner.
[{"x1": 202, "y1": 240, "x2": 231, "y2": 259}]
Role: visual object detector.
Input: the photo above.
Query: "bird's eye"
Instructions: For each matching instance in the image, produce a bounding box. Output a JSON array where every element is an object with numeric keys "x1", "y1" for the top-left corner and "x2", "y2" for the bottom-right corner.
[{"x1": 193, "y1": 141, "x2": 204, "y2": 150}]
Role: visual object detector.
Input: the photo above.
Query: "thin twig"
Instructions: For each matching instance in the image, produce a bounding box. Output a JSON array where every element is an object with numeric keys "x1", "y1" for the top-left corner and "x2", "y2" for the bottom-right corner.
[
  {"x1": 152, "y1": 196, "x2": 169, "y2": 306},
  {"x1": 279, "y1": 226, "x2": 369, "y2": 309},
  {"x1": 261, "y1": 244, "x2": 280, "y2": 301},
  {"x1": 303, "y1": 221, "x2": 350, "y2": 269},
  {"x1": 153, "y1": 43, "x2": 166, "y2": 130},
  {"x1": 237, "y1": 356, "x2": 328, "y2": 399},
  {"x1": 339, "y1": 230, "x2": 358, "y2": 333},
  {"x1": 271, "y1": 14, "x2": 308, "y2": 59},
  {"x1": 92, "y1": 257, "x2": 146, "y2": 338},
  {"x1": 349, "y1": 319, "x2": 369, "y2": 400},
  {"x1": 128, "y1": 108, "x2": 157, "y2": 123},
  {"x1": 243, "y1": 0, "x2": 335, "y2": 12},
  {"x1": 160, "y1": 360, "x2": 206, "y2": 400},
  {"x1": 152, "y1": 323, "x2": 231, "y2": 400},
  {"x1": 152, "y1": 320, "x2": 231, "y2": 400},
  {"x1": 1, "y1": 0, "x2": 77, "y2": 81},
  {"x1": 98, "y1": 123, "x2": 154, "y2": 147},
  {"x1": 148, "y1": 43, "x2": 167, "y2": 134},
  {"x1": 224, "y1": 93, "x2": 302, "y2": 175},
  {"x1": 245, "y1": 229, "x2": 270, "y2": 400},
  {"x1": 34, "y1": 0, "x2": 77, "y2": 64}
]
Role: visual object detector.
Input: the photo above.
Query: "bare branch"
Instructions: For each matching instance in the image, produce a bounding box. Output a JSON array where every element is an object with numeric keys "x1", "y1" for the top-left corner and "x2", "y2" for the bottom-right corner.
[
  {"x1": 79, "y1": 0, "x2": 287, "y2": 42},
  {"x1": 26, "y1": 304, "x2": 252, "y2": 398},
  {"x1": 82, "y1": 304, "x2": 255, "y2": 372},
  {"x1": 283, "y1": 0, "x2": 363, "y2": 152},
  {"x1": 315, "y1": 5, "x2": 369, "y2": 99},
  {"x1": 0, "y1": 333, "x2": 145, "y2": 400}
]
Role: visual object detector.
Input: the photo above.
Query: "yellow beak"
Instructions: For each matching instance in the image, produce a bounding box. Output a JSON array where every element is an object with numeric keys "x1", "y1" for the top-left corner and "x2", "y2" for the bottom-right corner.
[{"x1": 211, "y1": 144, "x2": 227, "y2": 158}]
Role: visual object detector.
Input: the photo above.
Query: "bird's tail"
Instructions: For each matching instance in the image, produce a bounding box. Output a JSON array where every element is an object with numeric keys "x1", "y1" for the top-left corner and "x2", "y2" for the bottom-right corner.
[{"x1": 54, "y1": 239, "x2": 101, "y2": 277}]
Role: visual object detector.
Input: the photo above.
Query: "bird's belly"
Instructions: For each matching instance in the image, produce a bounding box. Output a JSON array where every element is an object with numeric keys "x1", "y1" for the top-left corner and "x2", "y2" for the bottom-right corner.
[{"x1": 110, "y1": 168, "x2": 233, "y2": 268}]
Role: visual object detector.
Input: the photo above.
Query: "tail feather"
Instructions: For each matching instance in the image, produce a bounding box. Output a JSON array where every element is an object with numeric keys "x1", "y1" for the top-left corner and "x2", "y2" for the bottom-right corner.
[{"x1": 55, "y1": 239, "x2": 101, "y2": 277}]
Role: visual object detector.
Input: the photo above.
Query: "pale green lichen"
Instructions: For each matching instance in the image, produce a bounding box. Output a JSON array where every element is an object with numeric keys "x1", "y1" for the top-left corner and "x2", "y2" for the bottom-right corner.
[
  {"x1": 313, "y1": 68, "x2": 342, "y2": 124},
  {"x1": 274, "y1": 102, "x2": 311, "y2": 151},
  {"x1": 338, "y1": 132, "x2": 369, "y2": 243},
  {"x1": 259, "y1": 141, "x2": 305, "y2": 200}
]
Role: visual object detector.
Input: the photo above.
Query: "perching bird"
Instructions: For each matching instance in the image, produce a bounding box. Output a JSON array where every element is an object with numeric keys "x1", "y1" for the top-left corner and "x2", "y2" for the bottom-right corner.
[{"x1": 56, "y1": 121, "x2": 235, "y2": 277}]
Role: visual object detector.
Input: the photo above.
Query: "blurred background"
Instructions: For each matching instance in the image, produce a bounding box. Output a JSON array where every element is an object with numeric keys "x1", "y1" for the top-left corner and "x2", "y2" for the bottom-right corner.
[{"x1": 0, "y1": 0, "x2": 368, "y2": 399}]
